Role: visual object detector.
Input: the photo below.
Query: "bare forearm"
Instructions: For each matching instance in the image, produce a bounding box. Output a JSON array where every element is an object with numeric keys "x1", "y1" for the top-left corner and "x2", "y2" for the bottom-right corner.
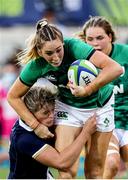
[
  {"x1": 7, "y1": 78, "x2": 39, "y2": 128},
  {"x1": 7, "y1": 96, "x2": 39, "y2": 128},
  {"x1": 35, "y1": 117, "x2": 96, "y2": 169},
  {"x1": 94, "y1": 63, "x2": 121, "y2": 86},
  {"x1": 86, "y1": 64, "x2": 122, "y2": 95},
  {"x1": 88, "y1": 52, "x2": 123, "y2": 94}
]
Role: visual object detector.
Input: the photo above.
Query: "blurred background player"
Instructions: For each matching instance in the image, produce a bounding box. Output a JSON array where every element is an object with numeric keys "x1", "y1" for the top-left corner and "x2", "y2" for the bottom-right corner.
[
  {"x1": 0, "y1": 48, "x2": 20, "y2": 167},
  {"x1": 43, "y1": 6, "x2": 69, "y2": 37},
  {"x1": 76, "y1": 16, "x2": 128, "y2": 178}
]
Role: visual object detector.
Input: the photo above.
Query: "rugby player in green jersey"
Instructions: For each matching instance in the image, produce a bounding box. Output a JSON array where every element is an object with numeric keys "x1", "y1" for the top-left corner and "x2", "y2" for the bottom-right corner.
[
  {"x1": 79, "y1": 16, "x2": 128, "y2": 178},
  {"x1": 7, "y1": 18, "x2": 123, "y2": 179}
]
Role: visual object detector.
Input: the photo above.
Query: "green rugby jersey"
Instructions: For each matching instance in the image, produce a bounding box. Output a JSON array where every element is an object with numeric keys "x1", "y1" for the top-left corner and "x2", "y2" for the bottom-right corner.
[
  {"x1": 110, "y1": 44, "x2": 128, "y2": 130},
  {"x1": 20, "y1": 38, "x2": 113, "y2": 109}
]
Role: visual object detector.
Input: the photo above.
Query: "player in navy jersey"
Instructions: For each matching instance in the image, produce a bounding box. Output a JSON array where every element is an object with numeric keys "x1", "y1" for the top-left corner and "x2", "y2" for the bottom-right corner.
[
  {"x1": 7, "y1": 18, "x2": 123, "y2": 178},
  {"x1": 78, "y1": 16, "x2": 128, "y2": 178},
  {"x1": 8, "y1": 86, "x2": 96, "y2": 179}
]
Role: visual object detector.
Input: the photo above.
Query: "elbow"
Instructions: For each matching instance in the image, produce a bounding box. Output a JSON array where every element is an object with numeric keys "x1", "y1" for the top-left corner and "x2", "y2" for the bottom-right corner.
[
  {"x1": 7, "y1": 90, "x2": 13, "y2": 105},
  {"x1": 111, "y1": 61, "x2": 123, "y2": 78},
  {"x1": 116, "y1": 65, "x2": 124, "y2": 77},
  {"x1": 7, "y1": 91, "x2": 11, "y2": 103},
  {"x1": 57, "y1": 160, "x2": 71, "y2": 171},
  {"x1": 61, "y1": 164, "x2": 71, "y2": 171},
  {"x1": 120, "y1": 66, "x2": 124, "y2": 75},
  {"x1": 58, "y1": 165, "x2": 70, "y2": 172}
]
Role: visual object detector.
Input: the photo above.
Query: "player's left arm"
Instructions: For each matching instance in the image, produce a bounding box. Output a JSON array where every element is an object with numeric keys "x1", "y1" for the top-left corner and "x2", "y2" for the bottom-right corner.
[
  {"x1": 33, "y1": 116, "x2": 96, "y2": 170},
  {"x1": 70, "y1": 50, "x2": 123, "y2": 97},
  {"x1": 89, "y1": 50, "x2": 123, "y2": 91}
]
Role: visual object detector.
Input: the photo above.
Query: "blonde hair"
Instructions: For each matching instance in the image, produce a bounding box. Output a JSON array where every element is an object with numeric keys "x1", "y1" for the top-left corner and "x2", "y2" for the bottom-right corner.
[
  {"x1": 17, "y1": 19, "x2": 63, "y2": 65},
  {"x1": 23, "y1": 86, "x2": 58, "y2": 113}
]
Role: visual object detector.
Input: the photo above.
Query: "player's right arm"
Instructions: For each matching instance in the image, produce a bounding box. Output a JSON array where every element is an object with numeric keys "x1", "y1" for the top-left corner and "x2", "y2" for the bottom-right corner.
[
  {"x1": 7, "y1": 77, "x2": 54, "y2": 138},
  {"x1": 33, "y1": 115, "x2": 96, "y2": 171}
]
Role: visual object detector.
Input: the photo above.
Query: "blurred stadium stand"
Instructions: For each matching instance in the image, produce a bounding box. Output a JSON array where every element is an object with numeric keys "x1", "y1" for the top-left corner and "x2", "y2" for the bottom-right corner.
[
  {"x1": 0, "y1": 0, "x2": 128, "y2": 26},
  {"x1": 0, "y1": 0, "x2": 128, "y2": 63},
  {"x1": 0, "y1": 0, "x2": 92, "y2": 26}
]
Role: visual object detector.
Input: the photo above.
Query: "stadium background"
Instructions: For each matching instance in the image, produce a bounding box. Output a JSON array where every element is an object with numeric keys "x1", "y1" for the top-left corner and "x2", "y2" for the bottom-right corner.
[{"x1": 0, "y1": 0, "x2": 128, "y2": 179}]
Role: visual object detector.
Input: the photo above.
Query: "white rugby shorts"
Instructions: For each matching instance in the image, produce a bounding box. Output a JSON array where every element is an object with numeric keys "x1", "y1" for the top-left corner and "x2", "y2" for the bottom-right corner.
[
  {"x1": 113, "y1": 129, "x2": 128, "y2": 147},
  {"x1": 54, "y1": 94, "x2": 115, "y2": 132}
]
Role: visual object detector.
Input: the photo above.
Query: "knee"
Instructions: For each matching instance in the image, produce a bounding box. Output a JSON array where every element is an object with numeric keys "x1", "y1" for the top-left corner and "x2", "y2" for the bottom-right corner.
[
  {"x1": 103, "y1": 155, "x2": 120, "y2": 179},
  {"x1": 85, "y1": 156, "x2": 105, "y2": 178},
  {"x1": 85, "y1": 165, "x2": 103, "y2": 179},
  {"x1": 124, "y1": 162, "x2": 128, "y2": 169},
  {"x1": 85, "y1": 167, "x2": 102, "y2": 179},
  {"x1": 107, "y1": 156, "x2": 120, "y2": 175},
  {"x1": 87, "y1": 155, "x2": 104, "y2": 168}
]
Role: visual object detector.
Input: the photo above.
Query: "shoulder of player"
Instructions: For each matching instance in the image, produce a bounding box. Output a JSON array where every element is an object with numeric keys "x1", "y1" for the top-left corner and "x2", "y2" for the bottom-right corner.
[
  {"x1": 64, "y1": 37, "x2": 87, "y2": 46},
  {"x1": 21, "y1": 57, "x2": 48, "y2": 74},
  {"x1": 27, "y1": 57, "x2": 46, "y2": 68},
  {"x1": 113, "y1": 43, "x2": 128, "y2": 52},
  {"x1": 16, "y1": 130, "x2": 47, "y2": 148},
  {"x1": 64, "y1": 37, "x2": 94, "y2": 51}
]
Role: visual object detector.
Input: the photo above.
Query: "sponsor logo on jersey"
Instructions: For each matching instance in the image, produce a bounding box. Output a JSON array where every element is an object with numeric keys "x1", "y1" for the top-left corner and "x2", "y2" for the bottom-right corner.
[
  {"x1": 113, "y1": 84, "x2": 124, "y2": 94},
  {"x1": 104, "y1": 118, "x2": 110, "y2": 127},
  {"x1": 56, "y1": 111, "x2": 68, "y2": 120},
  {"x1": 44, "y1": 75, "x2": 57, "y2": 82}
]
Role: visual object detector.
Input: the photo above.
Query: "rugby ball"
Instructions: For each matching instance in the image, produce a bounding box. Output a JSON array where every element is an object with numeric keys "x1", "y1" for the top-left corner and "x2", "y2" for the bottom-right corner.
[{"x1": 68, "y1": 59, "x2": 98, "y2": 86}]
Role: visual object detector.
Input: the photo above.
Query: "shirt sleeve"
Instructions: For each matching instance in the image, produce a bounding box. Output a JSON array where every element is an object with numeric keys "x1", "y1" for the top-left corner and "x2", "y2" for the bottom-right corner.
[
  {"x1": 20, "y1": 60, "x2": 42, "y2": 86},
  {"x1": 17, "y1": 132, "x2": 49, "y2": 157},
  {"x1": 64, "y1": 38, "x2": 95, "y2": 60}
]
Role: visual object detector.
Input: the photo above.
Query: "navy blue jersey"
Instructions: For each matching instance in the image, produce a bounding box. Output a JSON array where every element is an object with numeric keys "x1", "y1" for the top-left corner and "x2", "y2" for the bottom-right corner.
[{"x1": 8, "y1": 120, "x2": 54, "y2": 179}]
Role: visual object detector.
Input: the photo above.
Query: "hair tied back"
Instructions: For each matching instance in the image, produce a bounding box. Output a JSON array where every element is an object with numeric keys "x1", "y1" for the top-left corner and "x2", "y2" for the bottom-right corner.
[{"x1": 36, "y1": 19, "x2": 48, "y2": 30}]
